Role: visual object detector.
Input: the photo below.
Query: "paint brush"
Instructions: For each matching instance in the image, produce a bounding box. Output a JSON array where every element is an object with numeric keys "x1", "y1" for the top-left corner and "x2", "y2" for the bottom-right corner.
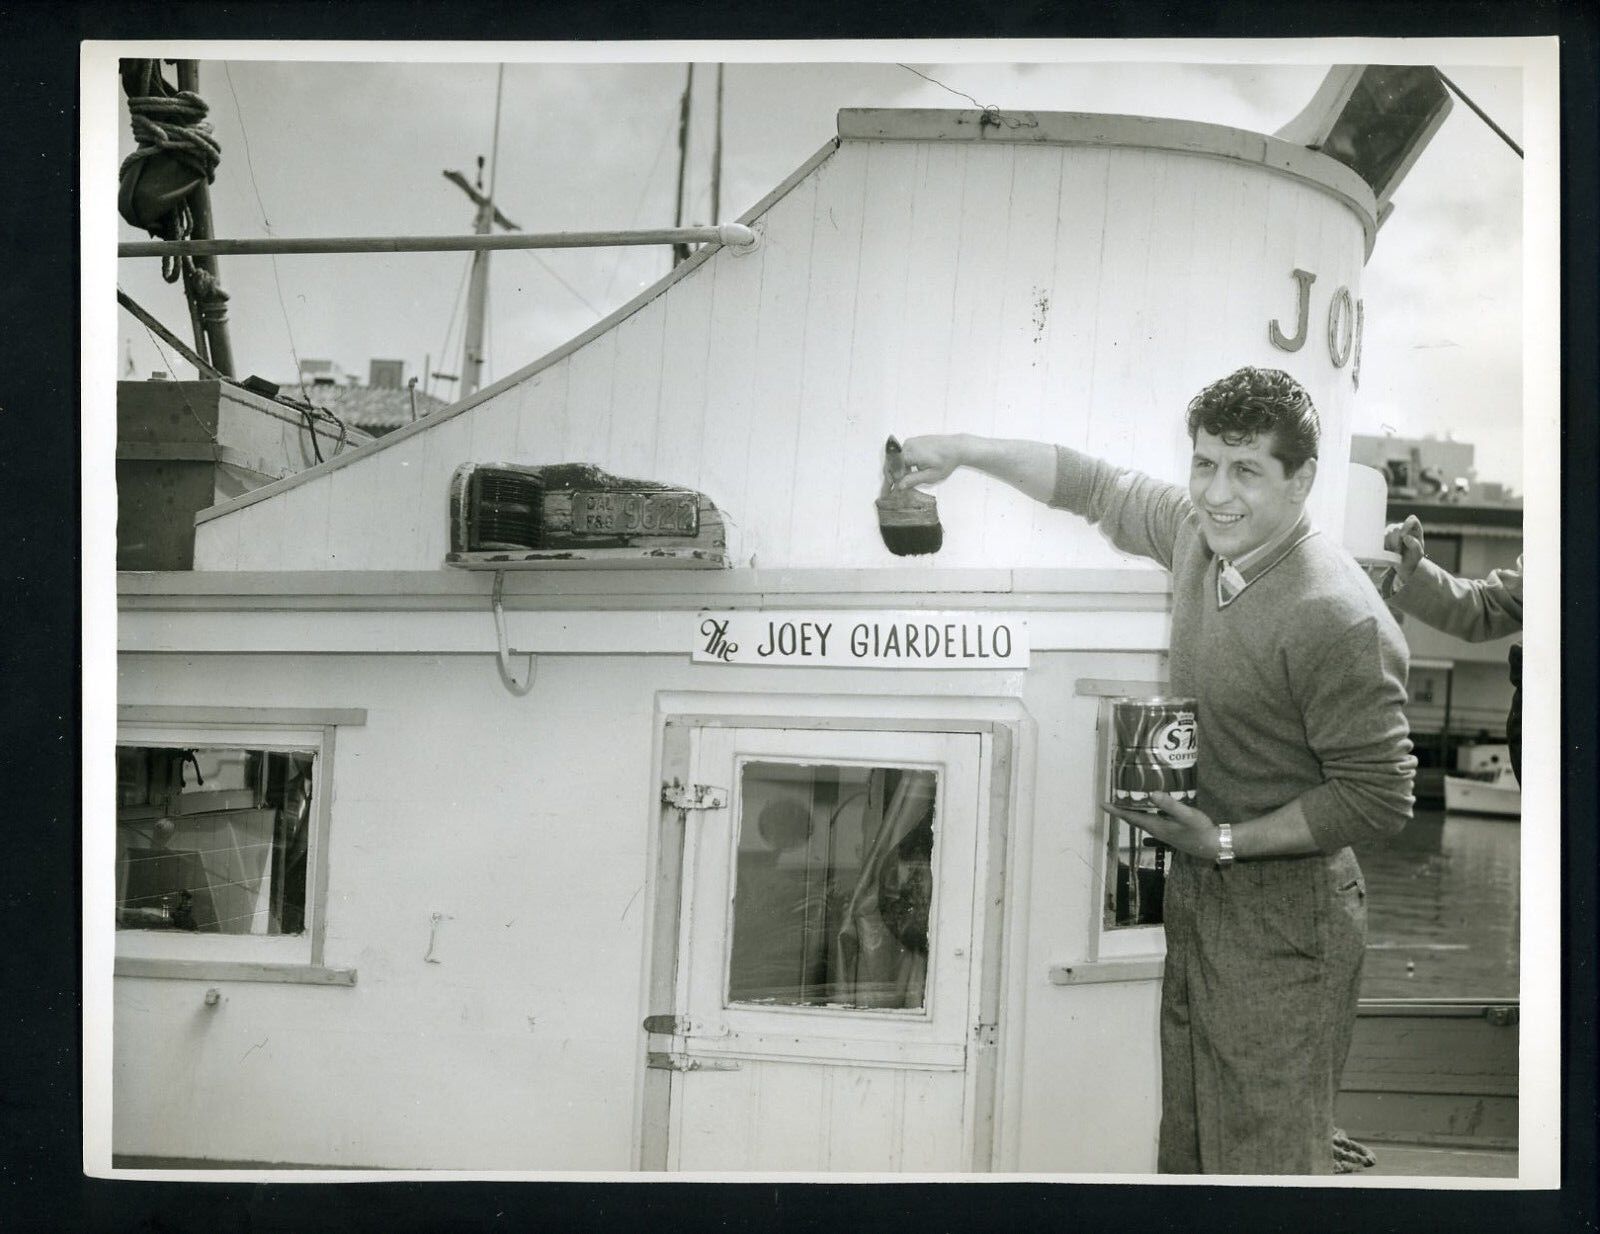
[{"x1": 875, "y1": 436, "x2": 944, "y2": 557}]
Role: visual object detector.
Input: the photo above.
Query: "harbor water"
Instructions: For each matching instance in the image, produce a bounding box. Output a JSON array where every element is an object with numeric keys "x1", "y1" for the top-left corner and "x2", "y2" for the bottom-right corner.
[{"x1": 1354, "y1": 807, "x2": 1521, "y2": 1001}]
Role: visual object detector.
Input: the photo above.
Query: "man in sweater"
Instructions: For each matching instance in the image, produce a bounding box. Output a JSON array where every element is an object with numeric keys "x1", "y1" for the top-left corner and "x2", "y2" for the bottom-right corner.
[
  {"x1": 895, "y1": 366, "x2": 1416, "y2": 1175},
  {"x1": 1383, "y1": 514, "x2": 1524, "y2": 779}
]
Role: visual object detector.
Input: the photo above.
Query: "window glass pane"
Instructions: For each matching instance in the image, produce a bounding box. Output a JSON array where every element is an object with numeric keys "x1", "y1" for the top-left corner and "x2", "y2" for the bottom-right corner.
[
  {"x1": 1099, "y1": 698, "x2": 1167, "y2": 930},
  {"x1": 727, "y1": 761, "x2": 936, "y2": 1011},
  {"x1": 1425, "y1": 532, "x2": 1463, "y2": 575},
  {"x1": 1104, "y1": 815, "x2": 1167, "y2": 929},
  {"x1": 115, "y1": 745, "x2": 315, "y2": 936}
]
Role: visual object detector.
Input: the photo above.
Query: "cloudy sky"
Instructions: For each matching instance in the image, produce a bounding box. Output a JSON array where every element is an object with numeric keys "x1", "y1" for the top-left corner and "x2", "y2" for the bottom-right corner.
[{"x1": 106, "y1": 46, "x2": 1529, "y2": 487}]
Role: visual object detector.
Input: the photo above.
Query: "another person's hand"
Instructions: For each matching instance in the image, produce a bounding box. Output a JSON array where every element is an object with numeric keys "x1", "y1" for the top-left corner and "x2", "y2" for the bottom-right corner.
[
  {"x1": 1102, "y1": 792, "x2": 1221, "y2": 861},
  {"x1": 1382, "y1": 514, "x2": 1425, "y2": 582},
  {"x1": 1332, "y1": 1128, "x2": 1377, "y2": 1173},
  {"x1": 893, "y1": 435, "x2": 971, "y2": 491}
]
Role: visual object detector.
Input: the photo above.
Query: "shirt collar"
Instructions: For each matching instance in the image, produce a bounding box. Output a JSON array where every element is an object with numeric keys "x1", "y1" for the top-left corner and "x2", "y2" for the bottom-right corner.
[{"x1": 1216, "y1": 511, "x2": 1317, "y2": 606}]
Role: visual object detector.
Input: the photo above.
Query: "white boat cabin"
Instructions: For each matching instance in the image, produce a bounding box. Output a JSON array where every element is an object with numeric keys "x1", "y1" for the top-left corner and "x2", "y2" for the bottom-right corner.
[{"x1": 112, "y1": 97, "x2": 1406, "y2": 1173}]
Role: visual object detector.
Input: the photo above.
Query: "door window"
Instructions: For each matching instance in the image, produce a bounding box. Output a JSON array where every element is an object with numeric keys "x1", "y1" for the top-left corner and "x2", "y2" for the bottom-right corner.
[{"x1": 728, "y1": 761, "x2": 936, "y2": 1012}]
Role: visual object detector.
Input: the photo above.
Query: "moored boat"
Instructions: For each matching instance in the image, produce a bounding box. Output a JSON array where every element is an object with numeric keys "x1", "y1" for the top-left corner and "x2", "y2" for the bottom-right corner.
[{"x1": 1443, "y1": 763, "x2": 1520, "y2": 817}]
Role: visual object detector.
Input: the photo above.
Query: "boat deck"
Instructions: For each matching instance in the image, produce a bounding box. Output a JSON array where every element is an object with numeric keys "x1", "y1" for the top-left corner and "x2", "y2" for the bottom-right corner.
[{"x1": 1355, "y1": 1140, "x2": 1518, "y2": 1179}]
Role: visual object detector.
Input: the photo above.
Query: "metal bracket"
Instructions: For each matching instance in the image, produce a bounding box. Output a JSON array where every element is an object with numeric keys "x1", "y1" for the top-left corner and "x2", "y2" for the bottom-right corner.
[
  {"x1": 647, "y1": 1051, "x2": 741, "y2": 1073},
  {"x1": 643, "y1": 1014, "x2": 688, "y2": 1035},
  {"x1": 972, "y1": 1023, "x2": 999, "y2": 1049},
  {"x1": 1485, "y1": 1005, "x2": 1519, "y2": 1027},
  {"x1": 661, "y1": 780, "x2": 728, "y2": 811},
  {"x1": 490, "y1": 572, "x2": 537, "y2": 695}
]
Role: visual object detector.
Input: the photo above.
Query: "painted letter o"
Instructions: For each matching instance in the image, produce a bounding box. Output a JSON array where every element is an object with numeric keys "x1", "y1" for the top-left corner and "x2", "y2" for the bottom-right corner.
[{"x1": 1328, "y1": 286, "x2": 1355, "y2": 369}]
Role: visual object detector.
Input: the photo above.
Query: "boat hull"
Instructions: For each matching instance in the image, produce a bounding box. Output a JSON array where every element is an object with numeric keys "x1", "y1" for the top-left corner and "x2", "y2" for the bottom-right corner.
[{"x1": 1443, "y1": 774, "x2": 1520, "y2": 818}]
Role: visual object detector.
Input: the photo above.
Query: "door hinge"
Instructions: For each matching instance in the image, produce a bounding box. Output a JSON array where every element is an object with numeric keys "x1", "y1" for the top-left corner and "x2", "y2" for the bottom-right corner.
[
  {"x1": 647, "y1": 1051, "x2": 741, "y2": 1072},
  {"x1": 661, "y1": 779, "x2": 728, "y2": 811},
  {"x1": 972, "y1": 1022, "x2": 999, "y2": 1049}
]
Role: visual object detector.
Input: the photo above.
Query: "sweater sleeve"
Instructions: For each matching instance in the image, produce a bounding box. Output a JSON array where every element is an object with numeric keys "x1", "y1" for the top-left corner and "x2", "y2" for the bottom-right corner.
[
  {"x1": 1389, "y1": 555, "x2": 1524, "y2": 643},
  {"x1": 1293, "y1": 615, "x2": 1417, "y2": 851},
  {"x1": 1048, "y1": 445, "x2": 1191, "y2": 571}
]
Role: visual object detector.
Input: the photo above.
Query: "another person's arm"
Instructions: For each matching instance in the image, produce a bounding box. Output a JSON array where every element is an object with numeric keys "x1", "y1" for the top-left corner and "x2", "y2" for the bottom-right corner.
[{"x1": 1384, "y1": 515, "x2": 1523, "y2": 642}]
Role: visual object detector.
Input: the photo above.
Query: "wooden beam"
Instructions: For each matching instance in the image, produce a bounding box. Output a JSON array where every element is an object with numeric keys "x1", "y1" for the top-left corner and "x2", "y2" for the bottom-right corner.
[
  {"x1": 120, "y1": 225, "x2": 757, "y2": 259},
  {"x1": 116, "y1": 289, "x2": 223, "y2": 378}
]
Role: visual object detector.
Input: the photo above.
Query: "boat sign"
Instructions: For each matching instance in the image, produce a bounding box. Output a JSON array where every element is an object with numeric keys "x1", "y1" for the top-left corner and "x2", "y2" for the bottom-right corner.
[{"x1": 694, "y1": 611, "x2": 1028, "y2": 668}]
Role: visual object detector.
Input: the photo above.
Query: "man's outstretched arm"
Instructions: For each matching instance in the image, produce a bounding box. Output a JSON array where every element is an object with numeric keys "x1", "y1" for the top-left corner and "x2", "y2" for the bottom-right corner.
[
  {"x1": 896, "y1": 433, "x2": 1191, "y2": 571},
  {"x1": 895, "y1": 434, "x2": 1059, "y2": 504}
]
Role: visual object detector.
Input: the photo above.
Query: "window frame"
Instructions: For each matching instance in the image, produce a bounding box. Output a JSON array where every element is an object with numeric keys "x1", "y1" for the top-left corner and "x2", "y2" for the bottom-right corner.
[
  {"x1": 113, "y1": 705, "x2": 364, "y2": 986},
  {"x1": 1083, "y1": 686, "x2": 1169, "y2": 963}
]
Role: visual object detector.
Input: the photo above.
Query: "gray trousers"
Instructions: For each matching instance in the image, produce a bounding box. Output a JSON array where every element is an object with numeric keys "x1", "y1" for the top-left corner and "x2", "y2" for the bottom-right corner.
[{"x1": 1156, "y1": 847, "x2": 1367, "y2": 1175}]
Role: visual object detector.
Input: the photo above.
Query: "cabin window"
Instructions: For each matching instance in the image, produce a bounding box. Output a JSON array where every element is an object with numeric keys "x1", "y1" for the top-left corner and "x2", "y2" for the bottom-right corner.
[
  {"x1": 1096, "y1": 697, "x2": 1167, "y2": 935},
  {"x1": 116, "y1": 742, "x2": 315, "y2": 937},
  {"x1": 727, "y1": 761, "x2": 936, "y2": 1011},
  {"x1": 1422, "y1": 531, "x2": 1463, "y2": 576},
  {"x1": 114, "y1": 708, "x2": 361, "y2": 982}
]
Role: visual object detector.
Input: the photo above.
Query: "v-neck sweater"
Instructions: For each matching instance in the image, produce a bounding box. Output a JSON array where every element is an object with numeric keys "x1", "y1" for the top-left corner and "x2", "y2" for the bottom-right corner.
[{"x1": 1051, "y1": 446, "x2": 1415, "y2": 851}]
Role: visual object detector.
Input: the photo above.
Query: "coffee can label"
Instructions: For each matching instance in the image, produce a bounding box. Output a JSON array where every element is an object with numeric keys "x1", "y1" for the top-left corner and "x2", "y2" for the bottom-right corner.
[
  {"x1": 1151, "y1": 714, "x2": 1198, "y2": 769},
  {"x1": 1111, "y1": 697, "x2": 1198, "y2": 807}
]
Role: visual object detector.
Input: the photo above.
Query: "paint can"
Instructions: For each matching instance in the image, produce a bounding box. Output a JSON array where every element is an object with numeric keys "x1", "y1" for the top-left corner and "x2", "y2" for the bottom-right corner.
[{"x1": 1111, "y1": 696, "x2": 1198, "y2": 811}]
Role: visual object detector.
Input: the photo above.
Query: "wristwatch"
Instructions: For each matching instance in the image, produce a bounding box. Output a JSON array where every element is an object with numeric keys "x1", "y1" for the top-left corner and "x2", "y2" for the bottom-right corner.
[{"x1": 1214, "y1": 822, "x2": 1235, "y2": 870}]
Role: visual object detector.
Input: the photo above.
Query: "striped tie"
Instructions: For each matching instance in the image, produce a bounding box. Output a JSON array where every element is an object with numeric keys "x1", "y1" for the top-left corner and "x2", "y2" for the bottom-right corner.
[{"x1": 1218, "y1": 560, "x2": 1245, "y2": 606}]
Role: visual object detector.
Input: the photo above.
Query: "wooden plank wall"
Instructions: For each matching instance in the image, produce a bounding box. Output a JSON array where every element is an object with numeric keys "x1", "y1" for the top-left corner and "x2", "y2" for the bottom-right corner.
[{"x1": 197, "y1": 136, "x2": 1366, "y2": 573}]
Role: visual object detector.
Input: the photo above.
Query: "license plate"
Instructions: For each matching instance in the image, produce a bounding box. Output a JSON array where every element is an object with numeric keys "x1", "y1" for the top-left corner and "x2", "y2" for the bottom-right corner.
[{"x1": 570, "y1": 490, "x2": 699, "y2": 536}]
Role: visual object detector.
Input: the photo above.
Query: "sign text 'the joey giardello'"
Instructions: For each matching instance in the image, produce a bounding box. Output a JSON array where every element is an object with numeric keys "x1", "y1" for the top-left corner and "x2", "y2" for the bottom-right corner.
[{"x1": 694, "y1": 612, "x2": 1029, "y2": 668}]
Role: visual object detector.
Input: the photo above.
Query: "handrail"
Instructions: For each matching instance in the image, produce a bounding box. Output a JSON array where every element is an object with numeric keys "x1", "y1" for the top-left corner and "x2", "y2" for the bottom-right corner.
[{"x1": 119, "y1": 224, "x2": 757, "y2": 260}]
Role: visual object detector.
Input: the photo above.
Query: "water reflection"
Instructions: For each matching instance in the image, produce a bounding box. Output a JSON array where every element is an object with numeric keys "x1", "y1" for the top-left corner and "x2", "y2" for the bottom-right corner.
[{"x1": 1354, "y1": 808, "x2": 1521, "y2": 1000}]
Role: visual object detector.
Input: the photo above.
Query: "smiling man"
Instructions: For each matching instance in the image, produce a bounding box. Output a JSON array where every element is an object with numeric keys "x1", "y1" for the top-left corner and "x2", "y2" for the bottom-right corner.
[{"x1": 896, "y1": 365, "x2": 1415, "y2": 1176}]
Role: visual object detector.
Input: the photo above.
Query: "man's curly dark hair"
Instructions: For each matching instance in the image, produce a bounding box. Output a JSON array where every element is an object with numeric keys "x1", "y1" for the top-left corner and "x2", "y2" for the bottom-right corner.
[{"x1": 1185, "y1": 367, "x2": 1320, "y2": 476}]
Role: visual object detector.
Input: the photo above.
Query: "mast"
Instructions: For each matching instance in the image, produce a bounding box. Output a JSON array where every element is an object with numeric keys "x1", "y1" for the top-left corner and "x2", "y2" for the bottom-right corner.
[
  {"x1": 671, "y1": 64, "x2": 695, "y2": 266},
  {"x1": 173, "y1": 60, "x2": 236, "y2": 377},
  {"x1": 459, "y1": 64, "x2": 507, "y2": 399},
  {"x1": 711, "y1": 64, "x2": 725, "y2": 225}
]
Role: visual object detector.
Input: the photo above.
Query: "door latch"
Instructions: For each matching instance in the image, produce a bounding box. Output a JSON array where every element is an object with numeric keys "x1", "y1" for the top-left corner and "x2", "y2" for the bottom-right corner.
[
  {"x1": 647, "y1": 1051, "x2": 741, "y2": 1072},
  {"x1": 662, "y1": 780, "x2": 728, "y2": 810},
  {"x1": 643, "y1": 1014, "x2": 729, "y2": 1038}
]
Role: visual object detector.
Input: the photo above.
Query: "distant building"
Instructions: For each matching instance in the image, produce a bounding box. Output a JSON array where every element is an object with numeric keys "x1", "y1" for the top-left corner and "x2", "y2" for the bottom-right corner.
[
  {"x1": 1350, "y1": 431, "x2": 1522, "y2": 509},
  {"x1": 1352, "y1": 433, "x2": 1523, "y2": 797},
  {"x1": 290, "y1": 357, "x2": 450, "y2": 436}
]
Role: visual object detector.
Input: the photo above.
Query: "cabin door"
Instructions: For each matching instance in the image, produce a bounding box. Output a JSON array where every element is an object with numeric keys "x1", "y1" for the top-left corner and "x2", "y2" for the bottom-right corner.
[{"x1": 654, "y1": 725, "x2": 989, "y2": 1172}]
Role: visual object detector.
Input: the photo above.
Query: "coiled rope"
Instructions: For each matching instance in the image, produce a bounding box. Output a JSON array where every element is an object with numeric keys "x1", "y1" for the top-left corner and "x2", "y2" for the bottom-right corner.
[{"x1": 119, "y1": 60, "x2": 225, "y2": 295}]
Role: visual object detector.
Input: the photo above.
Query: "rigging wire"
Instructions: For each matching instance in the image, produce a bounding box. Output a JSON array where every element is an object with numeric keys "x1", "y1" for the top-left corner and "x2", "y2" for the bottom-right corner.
[
  {"x1": 223, "y1": 61, "x2": 348, "y2": 460},
  {"x1": 129, "y1": 314, "x2": 218, "y2": 440},
  {"x1": 1436, "y1": 70, "x2": 1524, "y2": 159},
  {"x1": 603, "y1": 105, "x2": 679, "y2": 305},
  {"x1": 894, "y1": 63, "x2": 1031, "y2": 130},
  {"x1": 522, "y1": 250, "x2": 603, "y2": 317},
  {"x1": 896, "y1": 62, "x2": 987, "y2": 109},
  {"x1": 433, "y1": 254, "x2": 474, "y2": 397},
  {"x1": 222, "y1": 64, "x2": 312, "y2": 402}
]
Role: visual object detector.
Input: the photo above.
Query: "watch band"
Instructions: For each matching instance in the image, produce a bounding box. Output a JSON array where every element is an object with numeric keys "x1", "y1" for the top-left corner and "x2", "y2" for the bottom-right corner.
[{"x1": 1214, "y1": 822, "x2": 1235, "y2": 869}]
